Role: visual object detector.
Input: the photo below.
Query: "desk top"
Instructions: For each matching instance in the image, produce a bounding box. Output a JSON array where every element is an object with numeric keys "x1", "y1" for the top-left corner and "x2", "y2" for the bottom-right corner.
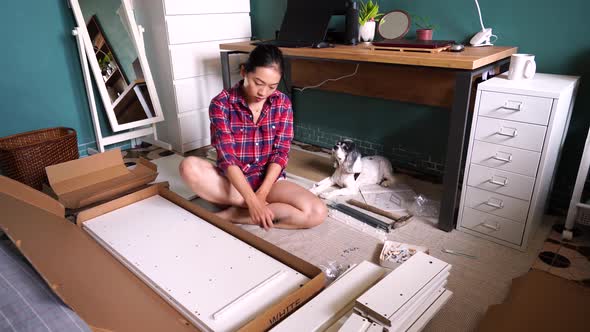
[{"x1": 220, "y1": 41, "x2": 517, "y2": 70}]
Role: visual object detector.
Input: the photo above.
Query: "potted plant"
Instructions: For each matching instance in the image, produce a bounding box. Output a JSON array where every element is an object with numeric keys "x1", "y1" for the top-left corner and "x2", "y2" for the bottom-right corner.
[
  {"x1": 358, "y1": 0, "x2": 383, "y2": 42},
  {"x1": 96, "y1": 50, "x2": 114, "y2": 78},
  {"x1": 413, "y1": 15, "x2": 437, "y2": 41}
]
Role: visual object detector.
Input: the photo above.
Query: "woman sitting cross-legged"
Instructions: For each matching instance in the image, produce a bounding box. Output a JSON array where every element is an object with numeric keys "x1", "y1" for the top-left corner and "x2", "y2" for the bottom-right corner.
[{"x1": 180, "y1": 45, "x2": 327, "y2": 230}]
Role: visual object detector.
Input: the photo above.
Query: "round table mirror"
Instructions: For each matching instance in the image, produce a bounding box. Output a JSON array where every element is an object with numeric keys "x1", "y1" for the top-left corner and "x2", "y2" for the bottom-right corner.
[{"x1": 378, "y1": 10, "x2": 411, "y2": 40}]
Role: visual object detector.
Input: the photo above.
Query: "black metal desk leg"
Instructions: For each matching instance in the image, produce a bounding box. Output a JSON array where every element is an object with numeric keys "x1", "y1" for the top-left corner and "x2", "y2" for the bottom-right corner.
[
  {"x1": 220, "y1": 51, "x2": 231, "y2": 90},
  {"x1": 439, "y1": 71, "x2": 474, "y2": 232},
  {"x1": 282, "y1": 57, "x2": 293, "y2": 99}
]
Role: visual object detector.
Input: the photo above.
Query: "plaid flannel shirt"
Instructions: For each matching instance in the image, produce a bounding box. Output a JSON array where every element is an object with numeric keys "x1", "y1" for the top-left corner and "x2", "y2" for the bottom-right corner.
[{"x1": 209, "y1": 81, "x2": 294, "y2": 190}]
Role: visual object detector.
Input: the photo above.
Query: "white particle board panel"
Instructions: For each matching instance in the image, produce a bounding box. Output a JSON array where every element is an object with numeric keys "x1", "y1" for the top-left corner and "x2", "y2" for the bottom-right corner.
[
  {"x1": 394, "y1": 286, "x2": 446, "y2": 332},
  {"x1": 386, "y1": 273, "x2": 448, "y2": 331},
  {"x1": 355, "y1": 252, "x2": 450, "y2": 327},
  {"x1": 164, "y1": 0, "x2": 250, "y2": 15},
  {"x1": 166, "y1": 14, "x2": 251, "y2": 45},
  {"x1": 338, "y1": 312, "x2": 371, "y2": 332},
  {"x1": 336, "y1": 313, "x2": 385, "y2": 332},
  {"x1": 406, "y1": 289, "x2": 453, "y2": 332},
  {"x1": 365, "y1": 323, "x2": 384, "y2": 332},
  {"x1": 169, "y1": 39, "x2": 248, "y2": 80},
  {"x1": 83, "y1": 195, "x2": 308, "y2": 332},
  {"x1": 271, "y1": 261, "x2": 385, "y2": 332},
  {"x1": 150, "y1": 154, "x2": 196, "y2": 200},
  {"x1": 389, "y1": 281, "x2": 447, "y2": 332}
]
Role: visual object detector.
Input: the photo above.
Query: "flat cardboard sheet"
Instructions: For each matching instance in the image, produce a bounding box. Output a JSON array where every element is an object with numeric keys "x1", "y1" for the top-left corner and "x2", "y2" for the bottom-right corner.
[
  {"x1": 0, "y1": 176, "x2": 324, "y2": 331},
  {"x1": 0, "y1": 176, "x2": 64, "y2": 217},
  {"x1": 45, "y1": 149, "x2": 157, "y2": 209},
  {"x1": 477, "y1": 270, "x2": 589, "y2": 332},
  {"x1": 0, "y1": 192, "x2": 197, "y2": 332}
]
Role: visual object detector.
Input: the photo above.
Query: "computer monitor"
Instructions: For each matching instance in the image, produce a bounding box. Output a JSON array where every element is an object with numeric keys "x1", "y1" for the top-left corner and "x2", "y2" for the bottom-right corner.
[{"x1": 278, "y1": 0, "x2": 333, "y2": 43}]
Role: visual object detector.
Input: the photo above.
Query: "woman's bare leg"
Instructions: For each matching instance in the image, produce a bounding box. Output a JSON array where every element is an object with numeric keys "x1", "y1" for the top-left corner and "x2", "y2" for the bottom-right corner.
[
  {"x1": 228, "y1": 180, "x2": 327, "y2": 229},
  {"x1": 179, "y1": 156, "x2": 244, "y2": 206},
  {"x1": 180, "y1": 157, "x2": 327, "y2": 229}
]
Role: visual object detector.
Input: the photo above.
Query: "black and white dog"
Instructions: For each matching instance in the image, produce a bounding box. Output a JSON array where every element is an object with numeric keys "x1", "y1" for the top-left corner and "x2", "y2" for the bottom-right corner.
[{"x1": 310, "y1": 139, "x2": 395, "y2": 199}]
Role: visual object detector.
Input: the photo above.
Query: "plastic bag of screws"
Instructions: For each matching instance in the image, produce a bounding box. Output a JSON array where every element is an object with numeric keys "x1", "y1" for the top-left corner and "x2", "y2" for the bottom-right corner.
[{"x1": 319, "y1": 261, "x2": 348, "y2": 285}]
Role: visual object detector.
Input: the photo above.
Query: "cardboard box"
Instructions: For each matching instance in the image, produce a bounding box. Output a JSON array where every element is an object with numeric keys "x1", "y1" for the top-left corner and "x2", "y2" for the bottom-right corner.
[
  {"x1": 477, "y1": 269, "x2": 589, "y2": 332},
  {"x1": 45, "y1": 148, "x2": 157, "y2": 209},
  {"x1": 0, "y1": 175, "x2": 325, "y2": 331}
]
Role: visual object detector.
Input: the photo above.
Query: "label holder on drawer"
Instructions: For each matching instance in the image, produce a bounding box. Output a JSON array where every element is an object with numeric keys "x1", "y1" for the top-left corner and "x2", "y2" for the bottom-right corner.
[
  {"x1": 492, "y1": 151, "x2": 513, "y2": 162},
  {"x1": 503, "y1": 100, "x2": 523, "y2": 111},
  {"x1": 488, "y1": 175, "x2": 509, "y2": 186},
  {"x1": 481, "y1": 222, "x2": 500, "y2": 231},
  {"x1": 497, "y1": 126, "x2": 518, "y2": 137},
  {"x1": 484, "y1": 198, "x2": 504, "y2": 209}
]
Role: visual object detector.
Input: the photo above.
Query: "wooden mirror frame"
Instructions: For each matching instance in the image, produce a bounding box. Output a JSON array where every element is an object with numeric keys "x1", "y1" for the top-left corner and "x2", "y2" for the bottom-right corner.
[{"x1": 377, "y1": 10, "x2": 411, "y2": 40}]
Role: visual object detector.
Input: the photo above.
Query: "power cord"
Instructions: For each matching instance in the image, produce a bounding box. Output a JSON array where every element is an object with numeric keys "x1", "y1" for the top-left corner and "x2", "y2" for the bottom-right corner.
[{"x1": 294, "y1": 64, "x2": 360, "y2": 92}]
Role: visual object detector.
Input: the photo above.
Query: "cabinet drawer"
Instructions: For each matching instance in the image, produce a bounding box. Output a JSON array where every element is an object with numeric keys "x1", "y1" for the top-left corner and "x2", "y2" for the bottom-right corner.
[
  {"x1": 166, "y1": 13, "x2": 251, "y2": 45},
  {"x1": 169, "y1": 39, "x2": 249, "y2": 80},
  {"x1": 464, "y1": 187, "x2": 530, "y2": 223},
  {"x1": 478, "y1": 91, "x2": 553, "y2": 125},
  {"x1": 467, "y1": 164, "x2": 535, "y2": 201},
  {"x1": 174, "y1": 73, "x2": 241, "y2": 114},
  {"x1": 471, "y1": 140, "x2": 541, "y2": 177},
  {"x1": 164, "y1": 0, "x2": 250, "y2": 15},
  {"x1": 461, "y1": 208, "x2": 525, "y2": 245},
  {"x1": 179, "y1": 109, "x2": 210, "y2": 144},
  {"x1": 474, "y1": 117, "x2": 547, "y2": 152}
]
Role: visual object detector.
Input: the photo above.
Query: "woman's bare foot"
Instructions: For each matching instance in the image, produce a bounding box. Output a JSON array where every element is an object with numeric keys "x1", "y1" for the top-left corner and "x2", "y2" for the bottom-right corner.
[
  {"x1": 214, "y1": 206, "x2": 256, "y2": 225},
  {"x1": 214, "y1": 206, "x2": 240, "y2": 221}
]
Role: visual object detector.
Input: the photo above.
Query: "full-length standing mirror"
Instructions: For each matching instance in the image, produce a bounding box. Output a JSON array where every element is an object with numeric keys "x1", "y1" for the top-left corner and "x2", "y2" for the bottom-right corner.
[{"x1": 69, "y1": 0, "x2": 164, "y2": 132}]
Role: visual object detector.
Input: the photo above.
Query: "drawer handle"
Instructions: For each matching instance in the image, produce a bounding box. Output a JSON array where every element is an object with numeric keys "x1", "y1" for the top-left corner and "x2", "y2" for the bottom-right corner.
[
  {"x1": 492, "y1": 152, "x2": 513, "y2": 162},
  {"x1": 481, "y1": 223, "x2": 500, "y2": 231},
  {"x1": 503, "y1": 100, "x2": 523, "y2": 111},
  {"x1": 489, "y1": 176, "x2": 509, "y2": 186},
  {"x1": 497, "y1": 127, "x2": 518, "y2": 137},
  {"x1": 485, "y1": 198, "x2": 504, "y2": 209}
]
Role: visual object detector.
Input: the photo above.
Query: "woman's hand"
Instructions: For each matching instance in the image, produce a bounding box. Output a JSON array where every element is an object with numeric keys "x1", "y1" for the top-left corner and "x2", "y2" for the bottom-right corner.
[
  {"x1": 245, "y1": 195, "x2": 274, "y2": 230},
  {"x1": 255, "y1": 186, "x2": 270, "y2": 205}
]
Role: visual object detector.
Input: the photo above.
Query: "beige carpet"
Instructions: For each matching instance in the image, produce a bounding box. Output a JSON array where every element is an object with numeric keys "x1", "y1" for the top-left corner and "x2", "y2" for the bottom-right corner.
[
  {"x1": 246, "y1": 147, "x2": 551, "y2": 332},
  {"x1": 186, "y1": 145, "x2": 551, "y2": 331}
]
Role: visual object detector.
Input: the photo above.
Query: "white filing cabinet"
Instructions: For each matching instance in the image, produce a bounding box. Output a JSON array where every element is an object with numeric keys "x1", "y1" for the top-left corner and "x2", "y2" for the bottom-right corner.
[
  {"x1": 133, "y1": 0, "x2": 250, "y2": 153},
  {"x1": 457, "y1": 73, "x2": 579, "y2": 250}
]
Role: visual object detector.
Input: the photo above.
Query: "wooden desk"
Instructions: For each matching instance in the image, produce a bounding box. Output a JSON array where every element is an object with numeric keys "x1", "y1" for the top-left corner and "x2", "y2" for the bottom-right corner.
[{"x1": 219, "y1": 41, "x2": 517, "y2": 232}]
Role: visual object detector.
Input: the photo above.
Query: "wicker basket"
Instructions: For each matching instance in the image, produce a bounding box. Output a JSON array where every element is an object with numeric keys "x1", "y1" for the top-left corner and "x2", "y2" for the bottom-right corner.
[{"x1": 0, "y1": 127, "x2": 79, "y2": 190}]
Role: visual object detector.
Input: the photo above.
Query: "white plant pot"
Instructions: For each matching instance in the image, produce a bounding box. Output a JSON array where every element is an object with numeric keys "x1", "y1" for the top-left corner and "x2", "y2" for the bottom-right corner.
[{"x1": 359, "y1": 21, "x2": 376, "y2": 42}]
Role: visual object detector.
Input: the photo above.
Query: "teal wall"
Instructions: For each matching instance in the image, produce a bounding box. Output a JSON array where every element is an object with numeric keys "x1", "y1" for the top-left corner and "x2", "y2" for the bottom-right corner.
[
  {"x1": 0, "y1": 0, "x2": 137, "y2": 156},
  {"x1": 0, "y1": 0, "x2": 96, "y2": 153},
  {"x1": 250, "y1": 0, "x2": 590, "y2": 211},
  {"x1": 79, "y1": 0, "x2": 138, "y2": 83}
]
